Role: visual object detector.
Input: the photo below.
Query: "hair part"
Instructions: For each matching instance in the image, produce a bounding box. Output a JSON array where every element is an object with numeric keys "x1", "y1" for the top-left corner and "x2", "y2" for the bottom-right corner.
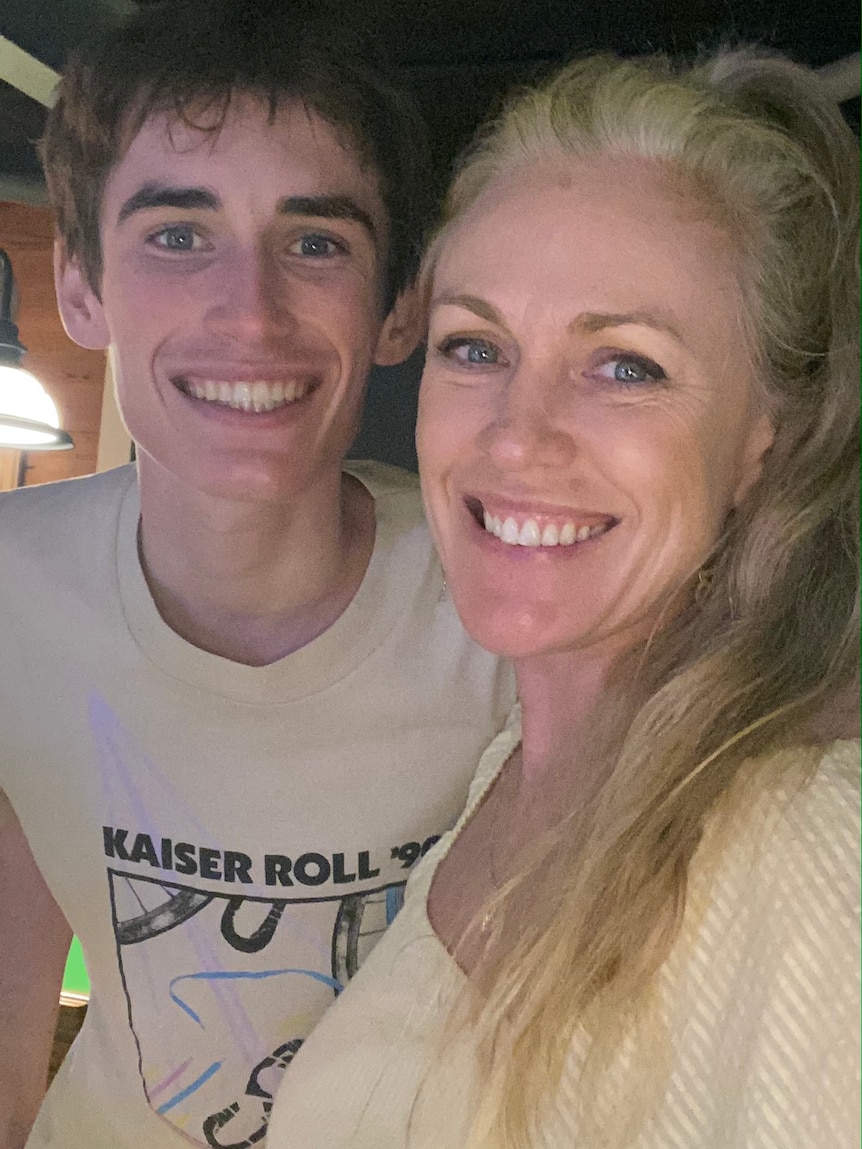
[
  {"x1": 424, "y1": 48, "x2": 859, "y2": 1147},
  {"x1": 40, "y1": 0, "x2": 432, "y2": 311}
]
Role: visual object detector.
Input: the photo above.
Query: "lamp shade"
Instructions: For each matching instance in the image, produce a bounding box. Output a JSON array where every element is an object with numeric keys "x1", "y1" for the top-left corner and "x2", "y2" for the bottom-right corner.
[{"x1": 0, "y1": 363, "x2": 74, "y2": 449}]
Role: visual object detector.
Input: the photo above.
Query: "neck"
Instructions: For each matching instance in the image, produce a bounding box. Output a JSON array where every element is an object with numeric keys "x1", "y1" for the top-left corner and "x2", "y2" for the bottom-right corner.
[
  {"x1": 514, "y1": 647, "x2": 614, "y2": 786},
  {"x1": 136, "y1": 455, "x2": 375, "y2": 665}
]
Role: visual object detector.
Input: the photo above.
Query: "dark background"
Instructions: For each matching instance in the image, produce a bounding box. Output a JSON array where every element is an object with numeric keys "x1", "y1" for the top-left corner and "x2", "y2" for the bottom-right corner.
[{"x1": 0, "y1": 0, "x2": 857, "y2": 470}]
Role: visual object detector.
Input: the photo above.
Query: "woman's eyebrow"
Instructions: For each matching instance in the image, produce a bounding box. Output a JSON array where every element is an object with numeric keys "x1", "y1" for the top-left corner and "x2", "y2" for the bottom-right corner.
[
  {"x1": 430, "y1": 293, "x2": 503, "y2": 325},
  {"x1": 571, "y1": 310, "x2": 687, "y2": 347},
  {"x1": 117, "y1": 184, "x2": 219, "y2": 224}
]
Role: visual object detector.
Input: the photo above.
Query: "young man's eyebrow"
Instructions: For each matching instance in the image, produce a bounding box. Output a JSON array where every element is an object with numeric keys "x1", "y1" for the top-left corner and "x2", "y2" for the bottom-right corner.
[
  {"x1": 277, "y1": 195, "x2": 378, "y2": 244},
  {"x1": 117, "y1": 185, "x2": 220, "y2": 225}
]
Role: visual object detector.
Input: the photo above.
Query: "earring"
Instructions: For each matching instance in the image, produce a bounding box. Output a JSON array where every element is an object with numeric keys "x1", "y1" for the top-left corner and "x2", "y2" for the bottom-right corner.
[{"x1": 695, "y1": 566, "x2": 713, "y2": 605}]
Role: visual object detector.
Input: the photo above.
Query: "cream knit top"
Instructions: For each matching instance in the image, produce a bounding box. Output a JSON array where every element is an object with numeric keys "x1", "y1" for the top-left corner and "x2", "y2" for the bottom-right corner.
[{"x1": 268, "y1": 712, "x2": 860, "y2": 1148}]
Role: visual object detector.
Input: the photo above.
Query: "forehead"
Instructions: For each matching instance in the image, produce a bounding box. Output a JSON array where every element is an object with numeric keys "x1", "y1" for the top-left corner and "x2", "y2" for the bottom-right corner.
[
  {"x1": 436, "y1": 157, "x2": 742, "y2": 321},
  {"x1": 101, "y1": 96, "x2": 386, "y2": 228}
]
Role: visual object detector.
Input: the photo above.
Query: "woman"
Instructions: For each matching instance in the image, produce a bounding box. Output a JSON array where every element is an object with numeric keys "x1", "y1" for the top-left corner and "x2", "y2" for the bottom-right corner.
[{"x1": 268, "y1": 48, "x2": 859, "y2": 1148}]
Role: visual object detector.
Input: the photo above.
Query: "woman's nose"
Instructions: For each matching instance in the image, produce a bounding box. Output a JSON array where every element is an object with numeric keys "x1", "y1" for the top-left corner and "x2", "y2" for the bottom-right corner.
[{"x1": 484, "y1": 367, "x2": 578, "y2": 471}]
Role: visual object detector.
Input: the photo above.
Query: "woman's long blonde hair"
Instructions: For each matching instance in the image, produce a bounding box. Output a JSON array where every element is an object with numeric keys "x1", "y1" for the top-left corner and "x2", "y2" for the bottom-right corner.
[{"x1": 423, "y1": 49, "x2": 859, "y2": 1147}]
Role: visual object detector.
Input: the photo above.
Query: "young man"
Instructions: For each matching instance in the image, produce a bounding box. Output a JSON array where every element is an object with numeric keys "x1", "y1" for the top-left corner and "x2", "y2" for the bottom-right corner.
[{"x1": 0, "y1": 3, "x2": 514, "y2": 1146}]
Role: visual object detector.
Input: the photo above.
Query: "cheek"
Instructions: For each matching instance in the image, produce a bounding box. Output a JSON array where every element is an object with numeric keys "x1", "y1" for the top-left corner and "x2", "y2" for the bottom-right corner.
[
  {"x1": 416, "y1": 417, "x2": 469, "y2": 510},
  {"x1": 417, "y1": 373, "x2": 489, "y2": 456},
  {"x1": 416, "y1": 384, "x2": 449, "y2": 471}
]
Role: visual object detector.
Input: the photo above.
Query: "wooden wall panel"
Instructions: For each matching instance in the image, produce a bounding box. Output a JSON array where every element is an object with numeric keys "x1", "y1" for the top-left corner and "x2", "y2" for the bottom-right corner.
[
  {"x1": 0, "y1": 202, "x2": 106, "y2": 487},
  {"x1": 0, "y1": 448, "x2": 20, "y2": 492}
]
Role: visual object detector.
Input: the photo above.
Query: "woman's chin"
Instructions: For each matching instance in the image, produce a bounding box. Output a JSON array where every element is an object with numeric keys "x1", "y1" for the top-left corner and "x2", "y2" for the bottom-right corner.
[{"x1": 448, "y1": 585, "x2": 579, "y2": 661}]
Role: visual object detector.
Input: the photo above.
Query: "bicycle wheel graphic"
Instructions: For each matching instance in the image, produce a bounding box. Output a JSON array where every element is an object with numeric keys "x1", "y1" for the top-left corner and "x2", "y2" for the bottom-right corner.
[
  {"x1": 331, "y1": 885, "x2": 405, "y2": 983},
  {"x1": 114, "y1": 875, "x2": 214, "y2": 945}
]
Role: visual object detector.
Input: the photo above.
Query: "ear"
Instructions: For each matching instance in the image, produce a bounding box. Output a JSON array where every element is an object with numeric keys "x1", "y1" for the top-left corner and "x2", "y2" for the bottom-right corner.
[
  {"x1": 732, "y1": 410, "x2": 775, "y2": 506},
  {"x1": 373, "y1": 284, "x2": 423, "y2": 367},
  {"x1": 54, "y1": 241, "x2": 110, "y2": 350}
]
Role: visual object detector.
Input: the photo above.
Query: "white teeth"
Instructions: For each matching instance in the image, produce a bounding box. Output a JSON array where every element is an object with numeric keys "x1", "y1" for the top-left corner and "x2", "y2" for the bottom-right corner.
[
  {"x1": 480, "y1": 510, "x2": 611, "y2": 548},
  {"x1": 251, "y1": 381, "x2": 269, "y2": 412},
  {"x1": 181, "y1": 379, "x2": 310, "y2": 412},
  {"x1": 501, "y1": 517, "x2": 520, "y2": 544},
  {"x1": 518, "y1": 518, "x2": 541, "y2": 546}
]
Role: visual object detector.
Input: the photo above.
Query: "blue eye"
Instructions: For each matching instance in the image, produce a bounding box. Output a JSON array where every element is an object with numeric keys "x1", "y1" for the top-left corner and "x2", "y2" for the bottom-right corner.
[
  {"x1": 594, "y1": 353, "x2": 667, "y2": 387},
  {"x1": 437, "y1": 337, "x2": 507, "y2": 367},
  {"x1": 290, "y1": 233, "x2": 346, "y2": 258},
  {"x1": 150, "y1": 224, "x2": 204, "y2": 252}
]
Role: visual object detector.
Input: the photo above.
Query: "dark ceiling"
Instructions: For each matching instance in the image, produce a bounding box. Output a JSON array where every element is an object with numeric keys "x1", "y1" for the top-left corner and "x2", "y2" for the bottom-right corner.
[{"x1": 0, "y1": 0, "x2": 858, "y2": 205}]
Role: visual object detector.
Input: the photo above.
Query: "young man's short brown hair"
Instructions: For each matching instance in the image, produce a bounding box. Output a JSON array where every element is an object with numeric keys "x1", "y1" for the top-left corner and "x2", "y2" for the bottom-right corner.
[{"x1": 41, "y1": 0, "x2": 431, "y2": 311}]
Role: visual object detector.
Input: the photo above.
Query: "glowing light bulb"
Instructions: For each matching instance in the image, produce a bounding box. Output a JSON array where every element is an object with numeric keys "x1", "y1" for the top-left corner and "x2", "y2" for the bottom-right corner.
[{"x1": 0, "y1": 364, "x2": 70, "y2": 448}]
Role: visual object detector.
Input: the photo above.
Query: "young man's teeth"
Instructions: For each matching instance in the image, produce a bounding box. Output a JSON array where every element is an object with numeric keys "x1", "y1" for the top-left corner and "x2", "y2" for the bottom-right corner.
[
  {"x1": 185, "y1": 379, "x2": 307, "y2": 411},
  {"x1": 481, "y1": 511, "x2": 610, "y2": 548}
]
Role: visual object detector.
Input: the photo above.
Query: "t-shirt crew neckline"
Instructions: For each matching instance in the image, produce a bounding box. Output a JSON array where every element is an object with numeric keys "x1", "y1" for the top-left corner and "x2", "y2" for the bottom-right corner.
[{"x1": 115, "y1": 468, "x2": 425, "y2": 704}]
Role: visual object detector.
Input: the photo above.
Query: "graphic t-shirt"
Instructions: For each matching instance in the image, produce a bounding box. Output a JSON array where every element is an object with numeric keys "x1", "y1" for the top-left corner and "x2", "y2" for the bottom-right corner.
[{"x1": 0, "y1": 462, "x2": 515, "y2": 1148}]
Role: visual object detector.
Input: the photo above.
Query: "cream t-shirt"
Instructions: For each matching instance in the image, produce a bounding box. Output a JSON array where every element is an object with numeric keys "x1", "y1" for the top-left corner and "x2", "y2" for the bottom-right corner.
[{"x1": 0, "y1": 461, "x2": 515, "y2": 1148}]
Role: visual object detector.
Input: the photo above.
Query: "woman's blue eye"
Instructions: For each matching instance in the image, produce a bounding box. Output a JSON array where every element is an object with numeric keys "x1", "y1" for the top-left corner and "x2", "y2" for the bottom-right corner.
[
  {"x1": 596, "y1": 354, "x2": 667, "y2": 386},
  {"x1": 439, "y1": 337, "x2": 505, "y2": 366}
]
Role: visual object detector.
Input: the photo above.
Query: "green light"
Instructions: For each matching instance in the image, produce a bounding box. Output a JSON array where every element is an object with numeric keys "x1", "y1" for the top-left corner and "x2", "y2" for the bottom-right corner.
[{"x1": 62, "y1": 937, "x2": 90, "y2": 1002}]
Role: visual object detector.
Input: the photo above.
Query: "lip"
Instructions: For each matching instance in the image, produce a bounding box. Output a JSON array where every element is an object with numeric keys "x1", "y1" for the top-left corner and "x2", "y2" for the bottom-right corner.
[
  {"x1": 172, "y1": 366, "x2": 320, "y2": 386},
  {"x1": 460, "y1": 492, "x2": 619, "y2": 553},
  {"x1": 464, "y1": 492, "x2": 618, "y2": 527},
  {"x1": 167, "y1": 376, "x2": 320, "y2": 428}
]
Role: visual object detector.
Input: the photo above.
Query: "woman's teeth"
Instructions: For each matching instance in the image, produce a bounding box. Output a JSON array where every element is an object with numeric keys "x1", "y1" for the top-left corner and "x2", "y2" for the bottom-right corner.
[
  {"x1": 482, "y1": 511, "x2": 611, "y2": 548},
  {"x1": 181, "y1": 379, "x2": 310, "y2": 412}
]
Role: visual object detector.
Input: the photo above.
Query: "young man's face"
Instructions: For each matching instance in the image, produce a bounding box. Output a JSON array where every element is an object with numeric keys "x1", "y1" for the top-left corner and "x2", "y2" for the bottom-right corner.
[{"x1": 58, "y1": 96, "x2": 413, "y2": 503}]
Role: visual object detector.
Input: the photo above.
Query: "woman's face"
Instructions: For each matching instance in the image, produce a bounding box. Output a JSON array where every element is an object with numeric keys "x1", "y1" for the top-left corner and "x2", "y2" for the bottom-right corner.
[{"x1": 418, "y1": 157, "x2": 774, "y2": 662}]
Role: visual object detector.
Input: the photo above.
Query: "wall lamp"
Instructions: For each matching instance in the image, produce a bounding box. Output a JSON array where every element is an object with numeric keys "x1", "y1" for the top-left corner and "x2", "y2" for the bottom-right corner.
[{"x1": 0, "y1": 248, "x2": 73, "y2": 451}]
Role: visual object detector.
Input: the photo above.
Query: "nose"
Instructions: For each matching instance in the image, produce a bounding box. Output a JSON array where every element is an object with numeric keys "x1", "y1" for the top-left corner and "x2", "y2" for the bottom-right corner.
[
  {"x1": 484, "y1": 364, "x2": 578, "y2": 472},
  {"x1": 204, "y1": 245, "x2": 295, "y2": 345}
]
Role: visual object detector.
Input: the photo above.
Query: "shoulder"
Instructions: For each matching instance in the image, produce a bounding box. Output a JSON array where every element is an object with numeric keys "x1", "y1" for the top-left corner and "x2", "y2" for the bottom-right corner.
[
  {"x1": 667, "y1": 742, "x2": 860, "y2": 1144},
  {"x1": 695, "y1": 739, "x2": 859, "y2": 905},
  {"x1": 347, "y1": 455, "x2": 422, "y2": 519},
  {"x1": 344, "y1": 459, "x2": 419, "y2": 497},
  {"x1": 749, "y1": 739, "x2": 859, "y2": 866},
  {"x1": 0, "y1": 465, "x2": 135, "y2": 548},
  {"x1": 0, "y1": 466, "x2": 136, "y2": 607},
  {"x1": 684, "y1": 740, "x2": 860, "y2": 984}
]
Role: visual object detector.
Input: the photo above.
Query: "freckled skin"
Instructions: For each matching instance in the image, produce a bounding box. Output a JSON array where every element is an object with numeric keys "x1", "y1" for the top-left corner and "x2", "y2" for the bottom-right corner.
[{"x1": 418, "y1": 157, "x2": 775, "y2": 664}]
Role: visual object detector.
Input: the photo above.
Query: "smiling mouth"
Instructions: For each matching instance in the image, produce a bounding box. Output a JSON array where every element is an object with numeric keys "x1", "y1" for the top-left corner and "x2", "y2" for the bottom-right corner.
[
  {"x1": 465, "y1": 496, "x2": 618, "y2": 548},
  {"x1": 172, "y1": 377, "x2": 316, "y2": 413}
]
